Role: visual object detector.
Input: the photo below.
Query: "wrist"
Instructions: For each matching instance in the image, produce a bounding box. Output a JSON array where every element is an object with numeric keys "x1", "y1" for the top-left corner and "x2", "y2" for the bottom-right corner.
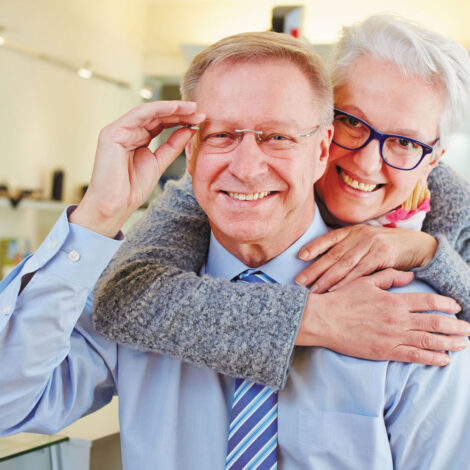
[
  {"x1": 295, "y1": 292, "x2": 331, "y2": 347},
  {"x1": 69, "y1": 198, "x2": 128, "y2": 239},
  {"x1": 419, "y1": 232, "x2": 438, "y2": 267}
]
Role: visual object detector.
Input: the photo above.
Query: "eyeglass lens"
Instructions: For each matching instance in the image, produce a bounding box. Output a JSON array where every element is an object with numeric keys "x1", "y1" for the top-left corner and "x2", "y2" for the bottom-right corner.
[
  {"x1": 333, "y1": 113, "x2": 425, "y2": 170},
  {"x1": 195, "y1": 120, "x2": 309, "y2": 157}
]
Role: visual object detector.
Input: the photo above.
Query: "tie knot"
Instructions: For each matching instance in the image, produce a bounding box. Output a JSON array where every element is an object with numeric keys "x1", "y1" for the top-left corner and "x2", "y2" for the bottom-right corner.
[{"x1": 231, "y1": 269, "x2": 277, "y2": 284}]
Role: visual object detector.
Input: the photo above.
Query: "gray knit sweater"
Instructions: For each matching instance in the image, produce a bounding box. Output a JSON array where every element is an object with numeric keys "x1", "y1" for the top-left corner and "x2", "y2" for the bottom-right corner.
[{"x1": 93, "y1": 162, "x2": 470, "y2": 389}]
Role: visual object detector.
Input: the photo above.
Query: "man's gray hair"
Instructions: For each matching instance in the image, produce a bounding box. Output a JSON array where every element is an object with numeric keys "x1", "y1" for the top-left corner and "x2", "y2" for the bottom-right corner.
[
  {"x1": 330, "y1": 14, "x2": 470, "y2": 145},
  {"x1": 181, "y1": 31, "x2": 333, "y2": 126}
]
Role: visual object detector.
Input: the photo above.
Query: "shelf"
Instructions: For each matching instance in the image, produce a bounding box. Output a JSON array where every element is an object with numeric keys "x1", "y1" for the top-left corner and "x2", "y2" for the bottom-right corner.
[{"x1": 0, "y1": 197, "x2": 65, "y2": 211}]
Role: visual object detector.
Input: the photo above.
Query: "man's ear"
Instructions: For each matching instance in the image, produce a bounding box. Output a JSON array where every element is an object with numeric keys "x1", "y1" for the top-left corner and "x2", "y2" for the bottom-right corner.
[{"x1": 316, "y1": 124, "x2": 334, "y2": 178}]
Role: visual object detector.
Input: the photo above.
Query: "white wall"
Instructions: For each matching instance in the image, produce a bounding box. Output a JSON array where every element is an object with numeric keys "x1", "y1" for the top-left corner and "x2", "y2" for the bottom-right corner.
[{"x1": 0, "y1": 0, "x2": 146, "y2": 203}]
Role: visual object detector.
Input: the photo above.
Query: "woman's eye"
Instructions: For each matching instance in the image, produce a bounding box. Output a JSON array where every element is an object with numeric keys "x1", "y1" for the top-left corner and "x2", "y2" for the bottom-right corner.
[
  {"x1": 337, "y1": 116, "x2": 361, "y2": 128},
  {"x1": 398, "y1": 138, "x2": 419, "y2": 149},
  {"x1": 347, "y1": 117, "x2": 361, "y2": 127}
]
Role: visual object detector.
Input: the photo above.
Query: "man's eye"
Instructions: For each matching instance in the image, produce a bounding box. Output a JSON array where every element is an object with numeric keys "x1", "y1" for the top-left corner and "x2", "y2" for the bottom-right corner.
[
  {"x1": 265, "y1": 134, "x2": 292, "y2": 142},
  {"x1": 211, "y1": 132, "x2": 231, "y2": 139},
  {"x1": 203, "y1": 132, "x2": 236, "y2": 147},
  {"x1": 204, "y1": 131, "x2": 234, "y2": 140}
]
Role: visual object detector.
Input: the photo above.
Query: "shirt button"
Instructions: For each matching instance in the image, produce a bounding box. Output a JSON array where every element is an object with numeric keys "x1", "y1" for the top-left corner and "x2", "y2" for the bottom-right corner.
[
  {"x1": 3, "y1": 306, "x2": 12, "y2": 315},
  {"x1": 49, "y1": 239, "x2": 57, "y2": 249},
  {"x1": 68, "y1": 250, "x2": 80, "y2": 262}
]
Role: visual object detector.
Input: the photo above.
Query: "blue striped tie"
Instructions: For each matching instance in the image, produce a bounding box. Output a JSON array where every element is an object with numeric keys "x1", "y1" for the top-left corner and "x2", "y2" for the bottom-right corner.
[{"x1": 226, "y1": 269, "x2": 278, "y2": 470}]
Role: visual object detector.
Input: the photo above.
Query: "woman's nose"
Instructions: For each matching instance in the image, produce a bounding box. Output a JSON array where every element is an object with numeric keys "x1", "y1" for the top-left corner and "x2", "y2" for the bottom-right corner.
[{"x1": 350, "y1": 138, "x2": 384, "y2": 174}]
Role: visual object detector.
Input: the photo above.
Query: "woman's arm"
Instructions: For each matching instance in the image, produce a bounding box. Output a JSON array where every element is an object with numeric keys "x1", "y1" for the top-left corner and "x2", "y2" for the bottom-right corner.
[
  {"x1": 415, "y1": 162, "x2": 470, "y2": 322},
  {"x1": 93, "y1": 173, "x2": 308, "y2": 389},
  {"x1": 93, "y1": 170, "x2": 468, "y2": 390}
]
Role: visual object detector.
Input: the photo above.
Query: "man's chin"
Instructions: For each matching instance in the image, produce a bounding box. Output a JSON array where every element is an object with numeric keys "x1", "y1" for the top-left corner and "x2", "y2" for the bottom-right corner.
[{"x1": 210, "y1": 222, "x2": 273, "y2": 246}]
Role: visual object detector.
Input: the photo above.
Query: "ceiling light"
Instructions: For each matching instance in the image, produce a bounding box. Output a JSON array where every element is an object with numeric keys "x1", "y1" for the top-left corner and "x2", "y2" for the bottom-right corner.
[
  {"x1": 78, "y1": 67, "x2": 92, "y2": 79},
  {"x1": 0, "y1": 36, "x2": 5, "y2": 46},
  {"x1": 139, "y1": 87, "x2": 153, "y2": 100}
]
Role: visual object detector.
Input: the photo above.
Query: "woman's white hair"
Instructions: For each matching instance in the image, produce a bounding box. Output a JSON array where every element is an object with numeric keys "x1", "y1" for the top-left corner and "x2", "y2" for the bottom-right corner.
[{"x1": 330, "y1": 14, "x2": 470, "y2": 145}]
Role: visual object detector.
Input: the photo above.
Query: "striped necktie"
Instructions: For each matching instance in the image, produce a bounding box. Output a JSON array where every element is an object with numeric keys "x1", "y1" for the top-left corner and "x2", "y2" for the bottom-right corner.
[{"x1": 225, "y1": 268, "x2": 278, "y2": 470}]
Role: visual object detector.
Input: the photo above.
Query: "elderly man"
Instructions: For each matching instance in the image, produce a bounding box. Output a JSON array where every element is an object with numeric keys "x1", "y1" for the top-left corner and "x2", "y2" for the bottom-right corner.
[{"x1": 1, "y1": 32, "x2": 470, "y2": 469}]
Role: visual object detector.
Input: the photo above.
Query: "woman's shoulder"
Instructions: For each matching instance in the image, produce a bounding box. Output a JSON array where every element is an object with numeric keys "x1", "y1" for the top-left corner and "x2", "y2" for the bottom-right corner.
[{"x1": 425, "y1": 162, "x2": 470, "y2": 233}]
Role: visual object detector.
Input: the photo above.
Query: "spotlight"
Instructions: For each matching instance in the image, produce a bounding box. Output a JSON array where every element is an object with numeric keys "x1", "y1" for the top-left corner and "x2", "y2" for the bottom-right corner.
[
  {"x1": 139, "y1": 87, "x2": 153, "y2": 100},
  {"x1": 78, "y1": 67, "x2": 92, "y2": 79}
]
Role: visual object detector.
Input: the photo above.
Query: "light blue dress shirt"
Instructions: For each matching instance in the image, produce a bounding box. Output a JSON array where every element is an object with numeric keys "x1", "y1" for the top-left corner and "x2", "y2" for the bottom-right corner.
[{"x1": 0, "y1": 207, "x2": 470, "y2": 469}]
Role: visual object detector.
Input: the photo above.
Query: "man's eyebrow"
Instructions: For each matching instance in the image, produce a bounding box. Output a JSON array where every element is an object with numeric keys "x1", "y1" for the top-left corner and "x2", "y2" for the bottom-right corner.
[
  {"x1": 203, "y1": 118, "x2": 302, "y2": 128},
  {"x1": 338, "y1": 105, "x2": 428, "y2": 141}
]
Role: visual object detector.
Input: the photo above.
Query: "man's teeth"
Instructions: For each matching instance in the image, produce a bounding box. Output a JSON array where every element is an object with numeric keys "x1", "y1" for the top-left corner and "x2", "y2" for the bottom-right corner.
[
  {"x1": 340, "y1": 170, "x2": 377, "y2": 192},
  {"x1": 228, "y1": 191, "x2": 271, "y2": 201}
]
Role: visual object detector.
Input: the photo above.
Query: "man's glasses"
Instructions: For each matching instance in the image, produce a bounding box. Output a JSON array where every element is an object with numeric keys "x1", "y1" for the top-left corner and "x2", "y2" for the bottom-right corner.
[
  {"x1": 332, "y1": 109, "x2": 440, "y2": 170},
  {"x1": 187, "y1": 119, "x2": 321, "y2": 157}
]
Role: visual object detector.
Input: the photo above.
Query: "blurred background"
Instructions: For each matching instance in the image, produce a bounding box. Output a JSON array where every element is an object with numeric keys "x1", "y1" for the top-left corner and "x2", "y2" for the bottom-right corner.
[{"x1": 1, "y1": 1, "x2": 470, "y2": 468}]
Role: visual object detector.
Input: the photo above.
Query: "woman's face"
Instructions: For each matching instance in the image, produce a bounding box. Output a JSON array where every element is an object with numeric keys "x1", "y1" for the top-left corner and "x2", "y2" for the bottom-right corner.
[{"x1": 316, "y1": 55, "x2": 444, "y2": 224}]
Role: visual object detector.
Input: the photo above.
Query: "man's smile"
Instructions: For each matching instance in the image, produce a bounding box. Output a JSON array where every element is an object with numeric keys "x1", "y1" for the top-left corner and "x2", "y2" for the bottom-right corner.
[{"x1": 224, "y1": 191, "x2": 273, "y2": 201}]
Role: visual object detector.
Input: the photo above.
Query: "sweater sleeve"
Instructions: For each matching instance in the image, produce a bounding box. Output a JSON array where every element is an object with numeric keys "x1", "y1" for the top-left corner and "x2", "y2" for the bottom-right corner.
[
  {"x1": 92, "y1": 173, "x2": 308, "y2": 390},
  {"x1": 414, "y1": 163, "x2": 470, "y2": 322}
]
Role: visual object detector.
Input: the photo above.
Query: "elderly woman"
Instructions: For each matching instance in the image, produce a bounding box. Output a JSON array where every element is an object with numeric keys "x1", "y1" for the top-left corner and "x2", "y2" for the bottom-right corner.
[{"x1": 93, "y1": 15, "x2": 470, "y2": 390}]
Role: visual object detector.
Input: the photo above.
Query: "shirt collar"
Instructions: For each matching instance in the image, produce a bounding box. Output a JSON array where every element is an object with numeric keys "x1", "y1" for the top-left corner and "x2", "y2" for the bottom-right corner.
[{"x1": 203, "y1": 205, "x2": 330, "y2": 285}]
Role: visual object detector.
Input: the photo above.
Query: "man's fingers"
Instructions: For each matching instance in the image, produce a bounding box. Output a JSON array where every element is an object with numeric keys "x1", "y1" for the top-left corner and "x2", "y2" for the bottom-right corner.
[
  {"x1": 391, "y1": 346, "x2": 451, "y2": 366},
  {"x1": 153, "y1": 127, "x2": 195, "y2": 175},
  {"x1": 367, "y1": 268, "x2": 414, "y2": 290},
  {"x1": 115, "y1": 101, "x2": 200, "y2": 128}
]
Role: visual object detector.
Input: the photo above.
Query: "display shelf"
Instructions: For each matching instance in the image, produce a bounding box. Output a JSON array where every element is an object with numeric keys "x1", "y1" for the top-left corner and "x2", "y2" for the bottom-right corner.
[{"x1": 0, "y1": 197, "x2": 65, "y2": 211}]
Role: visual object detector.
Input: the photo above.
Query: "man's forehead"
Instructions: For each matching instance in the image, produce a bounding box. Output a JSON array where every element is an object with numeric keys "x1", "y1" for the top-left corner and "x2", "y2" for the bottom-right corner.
[{"x1": 195, "y1": 59, "x2": 319, "y2": 124}]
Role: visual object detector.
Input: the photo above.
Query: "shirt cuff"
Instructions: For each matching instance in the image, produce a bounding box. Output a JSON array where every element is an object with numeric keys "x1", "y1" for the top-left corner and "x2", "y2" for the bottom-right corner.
[{"x1": 0, "y1": 206, "x2": 124, "y2": 320}]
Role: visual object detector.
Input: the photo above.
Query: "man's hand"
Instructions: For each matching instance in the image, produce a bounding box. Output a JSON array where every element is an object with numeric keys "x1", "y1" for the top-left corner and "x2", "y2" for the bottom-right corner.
[
  {"x1": 296, "y1": 269, "x2": 470, "y2": 366},
  {"x1": 296, "y1": 225, "x2": 438, "y2": 293},
  {"x1": 70, "y1": 101, "x2": 205, "y2": 238}
]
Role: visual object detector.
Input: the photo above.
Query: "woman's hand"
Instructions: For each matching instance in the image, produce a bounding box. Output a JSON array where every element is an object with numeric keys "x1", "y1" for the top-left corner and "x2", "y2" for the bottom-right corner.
[
  {"x1": 70, "y1": 101, "x2": 205, "y2": 238},
  {"x1": 295, "y1": 225, "x2": 438, "y2": 293},
  {"x1": 296, "y1": 269, "x2": 469, "y2": 366}
]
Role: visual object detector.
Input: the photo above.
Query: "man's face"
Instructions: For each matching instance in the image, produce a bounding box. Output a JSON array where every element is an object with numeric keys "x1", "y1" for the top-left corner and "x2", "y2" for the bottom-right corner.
[
  {"x1": 187, "y1": 59, "x2": 332, "y2": 258},
  {"x1": 315, "y1": 56, "x2": 444, "y2": 224}
]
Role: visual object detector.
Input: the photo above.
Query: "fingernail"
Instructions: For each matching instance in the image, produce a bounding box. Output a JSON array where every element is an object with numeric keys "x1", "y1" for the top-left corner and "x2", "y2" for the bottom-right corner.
[
  {"x1": 457, "y1": 340, "x2": 468, "y2": 350},
  {"x1": 299, "y1": 250, "x2": 309, "y2": 260},
  {"x1": 310, "y1": 284, "x2": 319, "y2": 293},
  {"x1": 296, "y1": 275, "x2": 307, "y2": 286},
  {"x1": 329, "y1": 284, "x2": 338, "y2": 292},
  {"x1": 440, "y1": 356, "x2": 451, "y2": 366}
]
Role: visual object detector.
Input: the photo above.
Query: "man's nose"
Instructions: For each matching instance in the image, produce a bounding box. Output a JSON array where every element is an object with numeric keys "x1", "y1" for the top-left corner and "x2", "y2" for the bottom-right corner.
[
  {"x1": 351, "y1": 137, "x2": 384, "y2": 174},
  {"x1": 228, "y1": 133, "x2": 269, "y2": 182}
]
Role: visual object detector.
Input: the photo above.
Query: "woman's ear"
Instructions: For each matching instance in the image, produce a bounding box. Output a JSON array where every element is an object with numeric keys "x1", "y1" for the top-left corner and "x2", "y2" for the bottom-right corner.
[{"x1": 425, "y1": 145, "x2": 446, "y2": 178}]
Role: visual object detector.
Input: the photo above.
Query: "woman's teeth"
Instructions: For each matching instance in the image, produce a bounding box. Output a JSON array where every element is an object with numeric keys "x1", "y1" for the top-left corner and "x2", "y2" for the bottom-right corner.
[
  {"x1": 228, "y1": 191, "x2": 271, "y2": 201},
  {"x1": 340, "y1": 170, "x2": 378, "y2": 192}
]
